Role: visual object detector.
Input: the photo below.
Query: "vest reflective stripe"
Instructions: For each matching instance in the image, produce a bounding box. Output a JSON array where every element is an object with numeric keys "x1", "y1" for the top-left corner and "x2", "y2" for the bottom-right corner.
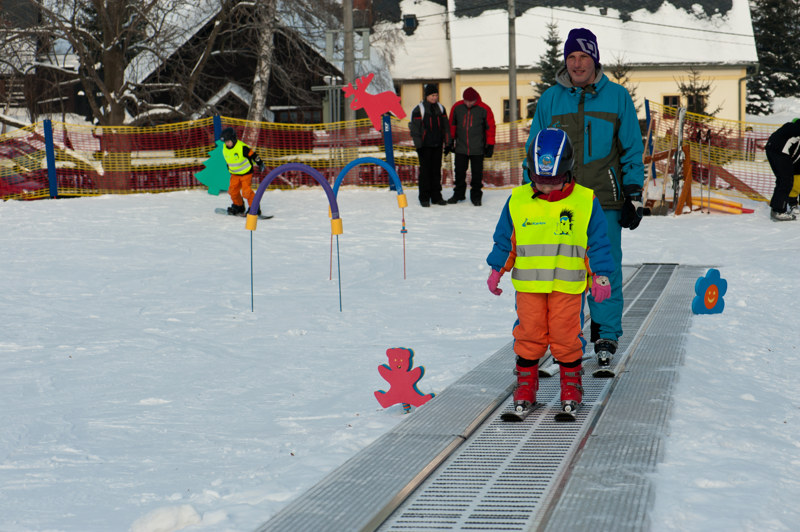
[
  {"x1": 508, "y1": 184, "x2": 593, "y2": 294},
  {"x1": 223, "y1": 140, "x2": 253, "y2": 175},
  {"x1": 516, "y1": 243, "x2": 586, "y2": 259}
]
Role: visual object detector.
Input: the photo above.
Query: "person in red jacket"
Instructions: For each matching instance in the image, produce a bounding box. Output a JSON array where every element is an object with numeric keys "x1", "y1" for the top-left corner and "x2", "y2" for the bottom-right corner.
[{"x1": 447, "y1": 87, "x2": 496, "y2": 206}]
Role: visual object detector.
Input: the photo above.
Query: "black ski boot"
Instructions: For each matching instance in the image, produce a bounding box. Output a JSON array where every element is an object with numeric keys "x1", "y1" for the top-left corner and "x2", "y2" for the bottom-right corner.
[
  {"x1": 227, "y1": 203, "x2": 245, "y2": 216},
  {"x1": 594, "y1": 339, "x2": 618, "y2": 369}
]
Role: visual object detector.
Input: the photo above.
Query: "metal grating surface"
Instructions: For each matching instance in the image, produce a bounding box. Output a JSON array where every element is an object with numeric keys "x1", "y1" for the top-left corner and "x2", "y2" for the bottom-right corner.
[
  {"x1": 258, "y1": 263, "x2": 699, "y2": 532},
  {"x1": 540, "y1": 264, "x2": 704, "y2": 532},
  {"x1": 378, "y1": 263, "x2": 681, "y2": 531}
]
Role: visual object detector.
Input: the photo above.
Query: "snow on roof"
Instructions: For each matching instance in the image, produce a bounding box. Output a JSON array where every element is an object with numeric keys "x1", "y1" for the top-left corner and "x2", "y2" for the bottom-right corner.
[
  {"x1": 386, "y1": 0, "x2": 452, "y2": 80},
  {"x1": 391, "y1": 0, "x2": 757, "y2": 77}
]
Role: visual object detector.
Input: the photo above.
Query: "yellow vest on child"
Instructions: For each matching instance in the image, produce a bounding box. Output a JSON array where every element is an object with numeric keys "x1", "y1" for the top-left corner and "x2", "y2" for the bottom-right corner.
[{"x1": 508, "y1": 183, "x2": 593, "y2": 294}]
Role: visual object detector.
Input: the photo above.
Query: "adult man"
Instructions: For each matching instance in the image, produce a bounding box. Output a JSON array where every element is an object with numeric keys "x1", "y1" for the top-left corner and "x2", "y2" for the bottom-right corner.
[
  {"x1": 447, "y1": 87, "x2": 496, "y2": 206},
  {"x1": 220, "y1": 127, "x2": 265, "y2": 216},
  {"x1": 764, "y1": 119, "x2": 800, "y2": 221},
  {"x1": 525, "y1": 28, "x2": 644, "y2": 369},
  {"x1": 409, "y1": 84, "x2": 450, "y2": 207}
]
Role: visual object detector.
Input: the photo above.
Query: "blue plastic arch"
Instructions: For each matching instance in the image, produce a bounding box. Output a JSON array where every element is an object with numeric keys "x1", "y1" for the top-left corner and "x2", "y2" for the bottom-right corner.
[
  {"x1": 332, "y1": 157, "x2": 404, "y2": 197},
  {"x1": 250, "y1": 163, "x2": 341, "y2": 220}
]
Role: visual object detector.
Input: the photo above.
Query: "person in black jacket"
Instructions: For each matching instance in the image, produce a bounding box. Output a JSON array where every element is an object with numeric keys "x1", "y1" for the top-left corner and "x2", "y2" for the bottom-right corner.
[
  {"x1": 447, "y1": 87, "x2": 496, "y2": 206},
  {"x1": 409, "y1": 84, "x2": 450, "y2": 207},
  {"x1": 765, "y1": 119, "x2": 800, "y2": 221}
]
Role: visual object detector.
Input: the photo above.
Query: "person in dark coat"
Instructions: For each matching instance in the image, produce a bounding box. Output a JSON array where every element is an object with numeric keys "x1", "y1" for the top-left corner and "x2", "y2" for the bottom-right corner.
[
  {"x1": 447, "y1": 87, "x2": 496, "y2": 206},
  {"x1": 765, "y1": 119, "x2": 800, "y2": 221},
  {"x1": 409, "y1": 84, "x2": 450, "y2": 207}
]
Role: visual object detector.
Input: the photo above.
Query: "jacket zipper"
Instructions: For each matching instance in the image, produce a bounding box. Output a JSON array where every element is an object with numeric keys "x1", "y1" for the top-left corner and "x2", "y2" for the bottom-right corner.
[{"x1": 587, "y1": 120, "x2": 592, "y2": 157}]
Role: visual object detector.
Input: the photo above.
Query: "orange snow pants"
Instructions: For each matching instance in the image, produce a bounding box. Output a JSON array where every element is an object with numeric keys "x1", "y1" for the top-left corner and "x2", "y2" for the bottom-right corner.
[
  {"x1": 228, "y1": 172, "x2": 255, "y2": 206},
  {"x1": 513, "y1": 291, "x2": 585, "y2": 365}
]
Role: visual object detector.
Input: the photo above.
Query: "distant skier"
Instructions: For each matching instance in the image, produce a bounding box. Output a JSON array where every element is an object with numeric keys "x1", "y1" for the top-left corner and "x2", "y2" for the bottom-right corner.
[
  {"x1": 486, "y1": 128, "x2": 614, "y2": 419},
  {"x1": 220, "y1": 127, "x2": 265, "y2": 216},
  {"x1": 764, "y1": 118, "x2": 800, "y2": 221}
]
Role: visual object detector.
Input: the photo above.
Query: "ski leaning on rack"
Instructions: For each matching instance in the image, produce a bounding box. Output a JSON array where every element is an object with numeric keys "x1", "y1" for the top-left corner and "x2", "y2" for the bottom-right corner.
[
  {"x1": 215, "y1": 208, "x2": 273, "y2": 220},
  {"x1": 500, "y1": 402, "x2": 541, "y2": 422}
]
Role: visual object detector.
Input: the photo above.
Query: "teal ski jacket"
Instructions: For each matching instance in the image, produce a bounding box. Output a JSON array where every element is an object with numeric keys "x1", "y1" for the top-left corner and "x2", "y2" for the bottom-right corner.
[{"x1": 524, "y1": 66, "x2": 644, "y2": 210}]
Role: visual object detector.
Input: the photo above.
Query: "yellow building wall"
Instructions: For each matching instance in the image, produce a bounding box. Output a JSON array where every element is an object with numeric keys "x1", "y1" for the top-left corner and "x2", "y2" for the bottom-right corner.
[{"x1": 397, "y1": 65, "x2": 750, "y2": 124}]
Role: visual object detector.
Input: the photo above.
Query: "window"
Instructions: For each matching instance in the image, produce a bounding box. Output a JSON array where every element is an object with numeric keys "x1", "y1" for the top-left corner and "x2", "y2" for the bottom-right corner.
[
  {"x1": 686, "y1": 94, "x2": 706, "y2": 114},
  {"x1": 663, "y1": 95, "x2": 680, "y2": 108},
  {"x1": 503, "y1": 99, "x2": 520, "y2": 123},
  {"x1": 526, "y1": 99, "x2": 537, "y2": 119}
]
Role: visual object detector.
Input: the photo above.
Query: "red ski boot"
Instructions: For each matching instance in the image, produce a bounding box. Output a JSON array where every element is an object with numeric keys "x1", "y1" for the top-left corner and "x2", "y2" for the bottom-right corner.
[
  {"x1": 558, "y1": 363, "x2": 583, "y2": 419},
  {"x1": 512, "y1": 361, "x2": 539, "y2": 412}
]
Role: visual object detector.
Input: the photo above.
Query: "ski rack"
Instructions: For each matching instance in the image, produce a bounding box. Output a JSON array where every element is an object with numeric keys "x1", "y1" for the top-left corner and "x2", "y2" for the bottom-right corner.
[{"x1": 257, "y1": 263, "x2": 704, "y2": 532}]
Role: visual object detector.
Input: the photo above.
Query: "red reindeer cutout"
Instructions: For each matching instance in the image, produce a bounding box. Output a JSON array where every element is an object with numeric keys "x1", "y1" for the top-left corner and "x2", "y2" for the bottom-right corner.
[{"x1": 342, "y1": 73, "x2": 406, "y2": 132}]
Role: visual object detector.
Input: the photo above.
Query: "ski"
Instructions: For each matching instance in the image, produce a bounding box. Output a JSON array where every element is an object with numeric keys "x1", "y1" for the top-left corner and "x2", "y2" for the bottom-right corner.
[
  {"x1": 215, "y1": 207, "x2": 273, "y2": 220},
  {"x1": 592, "y1": 367, "x2": 616, "y2": 378},
  {"x1": 500, "y1": 402, "x2": 541, "y2": 422},
  {"x1": 538, "y1": 363, "x2": 559, "y2": 377},
  {"x1": 554, "y1": 401, "x2": 579, "y2": 422}
]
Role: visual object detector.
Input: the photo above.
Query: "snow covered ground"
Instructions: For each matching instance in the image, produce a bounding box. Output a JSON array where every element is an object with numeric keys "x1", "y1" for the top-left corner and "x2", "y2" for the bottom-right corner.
[{"x1": 1, "y1": 184, "x2": 799, "y2": 531}]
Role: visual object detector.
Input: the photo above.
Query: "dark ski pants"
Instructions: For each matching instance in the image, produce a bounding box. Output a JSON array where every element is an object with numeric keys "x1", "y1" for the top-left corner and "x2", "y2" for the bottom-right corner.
[
  {"x1": 766, "y1": 147, "x2": 795, "y2": 212},
  {"x1": 417, "y1": 146, "x2": 444, "y2": 203},
  {"x1": 452, "y1": 153, "x2": 484, "y2": 202}
]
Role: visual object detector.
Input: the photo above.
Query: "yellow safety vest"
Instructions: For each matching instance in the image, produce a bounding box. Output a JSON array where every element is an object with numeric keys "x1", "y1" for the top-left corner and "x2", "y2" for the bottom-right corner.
[
  {"x1": 508, "y1": 183, "x2": 594, "y2": 294},
  {"x1": 223, "y1": 140, "x2": 253, "y2": 175}
]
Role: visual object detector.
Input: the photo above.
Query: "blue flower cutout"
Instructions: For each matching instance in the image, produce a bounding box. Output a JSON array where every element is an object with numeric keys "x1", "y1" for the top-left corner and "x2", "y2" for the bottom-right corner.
[{"x1": 692, "y1": 268, "x2": 727, "y2": 314}]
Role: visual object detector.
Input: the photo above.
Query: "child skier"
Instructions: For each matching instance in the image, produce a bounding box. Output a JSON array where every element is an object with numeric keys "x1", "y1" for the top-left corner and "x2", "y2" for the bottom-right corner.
[
  {"x1": 220, "y1": 127, "x2": 265, "y2": 215},
  {"x1": 486, "y1": 128, "x2": 615, "y2": 418}
]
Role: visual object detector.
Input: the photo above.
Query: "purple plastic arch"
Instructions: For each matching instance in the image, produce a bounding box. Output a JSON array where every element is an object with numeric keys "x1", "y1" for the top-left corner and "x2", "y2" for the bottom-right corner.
[{"x1": 249, "y1": 163, "x2": 340, "y2": 219}]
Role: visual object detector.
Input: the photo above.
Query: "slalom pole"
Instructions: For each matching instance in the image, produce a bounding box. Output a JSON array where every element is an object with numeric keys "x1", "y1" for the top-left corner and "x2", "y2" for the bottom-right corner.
[
  {"x1": 401, "y1": 208, "x2": 407, "y2": 280},
  {"x1": 330, "y1": 233, "x2": 333, "y2": 281},
  {"x1": 335, "y1": 234, "x2": 343, "y2": 312},
  {"x1": 250, "y1": 232, "x2": 255, "y2": 312}
]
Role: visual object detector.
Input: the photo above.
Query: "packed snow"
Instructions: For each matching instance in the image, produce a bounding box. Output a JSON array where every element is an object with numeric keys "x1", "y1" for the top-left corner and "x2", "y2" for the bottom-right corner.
[{"x1": 1, "y1": 175, "x2": 799, "y2": 531}]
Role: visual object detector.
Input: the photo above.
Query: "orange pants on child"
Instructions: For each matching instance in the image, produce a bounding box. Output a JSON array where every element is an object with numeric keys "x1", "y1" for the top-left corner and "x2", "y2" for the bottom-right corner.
[
  {"x1": 228, "y1": 172, "x2": 255, "y2": 206},
  {"x1": 513, "y1": 291, "x2": 585, "y2": 365}
]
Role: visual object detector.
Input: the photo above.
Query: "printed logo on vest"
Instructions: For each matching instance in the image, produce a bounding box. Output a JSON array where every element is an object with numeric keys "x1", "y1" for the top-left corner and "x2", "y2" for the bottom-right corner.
[{"x1": 555, "y1": 208, "x2": 575, "y2": 236}]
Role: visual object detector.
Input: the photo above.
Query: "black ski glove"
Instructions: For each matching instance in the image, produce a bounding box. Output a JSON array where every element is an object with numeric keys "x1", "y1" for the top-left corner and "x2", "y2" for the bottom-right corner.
[
  {"x1": 484, "y1": 144, "x2": 494, "y2": 158},
  {"x1": 619, "y1": 185, "x2": 644, "y2": 230}
]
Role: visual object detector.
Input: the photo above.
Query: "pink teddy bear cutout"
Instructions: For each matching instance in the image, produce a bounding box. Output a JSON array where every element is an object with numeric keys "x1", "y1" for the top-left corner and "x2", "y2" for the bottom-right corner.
[{"x1": 374, "y1": 347, "x2": 434, "y2": 409}]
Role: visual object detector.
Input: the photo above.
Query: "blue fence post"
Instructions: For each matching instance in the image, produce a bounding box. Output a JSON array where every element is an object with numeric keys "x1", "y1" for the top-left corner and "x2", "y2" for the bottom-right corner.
[
  {"x1": 213, "y1": 115, "x2": 222, "y2": 140},
  {"x1": 382, "y1": 114, "x2": 396, "y2": 191},
  {"x1": 43, "y1": 119, "x2": 58, "y2": 198}
]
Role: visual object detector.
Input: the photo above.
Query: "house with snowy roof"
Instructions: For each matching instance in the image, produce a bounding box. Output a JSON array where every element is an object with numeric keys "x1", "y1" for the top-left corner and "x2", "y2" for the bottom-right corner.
[{"x1": 385, "y1": 0, "x2": 758, "y2": 122}]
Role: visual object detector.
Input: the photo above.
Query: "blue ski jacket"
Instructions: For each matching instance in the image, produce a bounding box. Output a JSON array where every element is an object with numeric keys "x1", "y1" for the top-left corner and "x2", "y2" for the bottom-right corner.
[{"x1": 524, "y1": 66, "x2": 644, "y2": 210}]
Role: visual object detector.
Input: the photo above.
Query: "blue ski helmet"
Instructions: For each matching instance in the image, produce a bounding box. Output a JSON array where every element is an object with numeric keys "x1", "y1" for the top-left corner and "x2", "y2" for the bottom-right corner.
[{"x1": 526, "y1": 128, "x2": 574, "y2": 185}]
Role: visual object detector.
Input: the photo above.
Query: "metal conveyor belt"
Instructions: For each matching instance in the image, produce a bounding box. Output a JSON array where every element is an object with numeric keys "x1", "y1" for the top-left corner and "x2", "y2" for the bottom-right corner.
[{"x1": 259, "y1": 263, "x2": 702, "y2": 532}]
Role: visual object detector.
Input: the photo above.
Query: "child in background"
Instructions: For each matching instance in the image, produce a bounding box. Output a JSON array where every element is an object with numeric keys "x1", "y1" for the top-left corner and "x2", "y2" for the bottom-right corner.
[
  {"x1": 220, "y1": 127, "x2": 265, "y2": 216},
  {"x1": 486, "y1": 128, "x2": 615, "y2": 417}
]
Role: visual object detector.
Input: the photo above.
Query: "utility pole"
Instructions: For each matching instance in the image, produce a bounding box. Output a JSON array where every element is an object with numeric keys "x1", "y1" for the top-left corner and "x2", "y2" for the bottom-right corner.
[
  {"x1": 508, "y1": 0, "x2": 518, "y2": 153},
  {"x1": 343, "y1": 0, "x2": 356, "y2": 121},
  {"x1": 508, "y1": 0, "x2": 517, "y2": 125}
]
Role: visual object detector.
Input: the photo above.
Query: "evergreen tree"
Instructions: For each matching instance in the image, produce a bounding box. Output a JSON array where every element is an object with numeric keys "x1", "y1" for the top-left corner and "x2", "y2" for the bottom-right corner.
[
  {"x1": 529, "y1": 21, "x2": 562, "y2": 118},
  {"x1": 747, "y1": 0, "x2": 800, "y2": 115},
  {"x1": 676, "y1": 67, "x2": 722, "y2": 117},
  {"x1": 607, "y1": 55, "x2": 641, "y2": 114}
]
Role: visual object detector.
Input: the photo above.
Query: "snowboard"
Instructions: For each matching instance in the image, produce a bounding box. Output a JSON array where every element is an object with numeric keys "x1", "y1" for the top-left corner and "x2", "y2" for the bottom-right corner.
[
  {"x1": 215, "y1": 207, "x2": 273, "y2": 220},
  {"x1": 500, "y1": 402, "x2": 541, "y2": 422}
]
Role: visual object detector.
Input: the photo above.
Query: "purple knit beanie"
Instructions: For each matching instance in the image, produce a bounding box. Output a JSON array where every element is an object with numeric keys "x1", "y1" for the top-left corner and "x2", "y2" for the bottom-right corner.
[{"x1": 563, "y1": 28, "x2": 600, "y2": 66}]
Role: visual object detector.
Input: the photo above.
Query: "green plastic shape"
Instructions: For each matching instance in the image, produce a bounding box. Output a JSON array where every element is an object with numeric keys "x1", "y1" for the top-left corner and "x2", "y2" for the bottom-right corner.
[{"x1": 194, "y1": 140, "x2": 230, "y2": 195}]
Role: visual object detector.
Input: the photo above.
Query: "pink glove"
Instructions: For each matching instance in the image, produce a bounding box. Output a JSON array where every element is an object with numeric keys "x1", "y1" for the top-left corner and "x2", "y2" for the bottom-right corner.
[
  {"x1": 487, "y1": 269, "x2": 503, "y2": 296},
  {"x1": 592, "y1": 275, "x2": 611, "y2": 303}
]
